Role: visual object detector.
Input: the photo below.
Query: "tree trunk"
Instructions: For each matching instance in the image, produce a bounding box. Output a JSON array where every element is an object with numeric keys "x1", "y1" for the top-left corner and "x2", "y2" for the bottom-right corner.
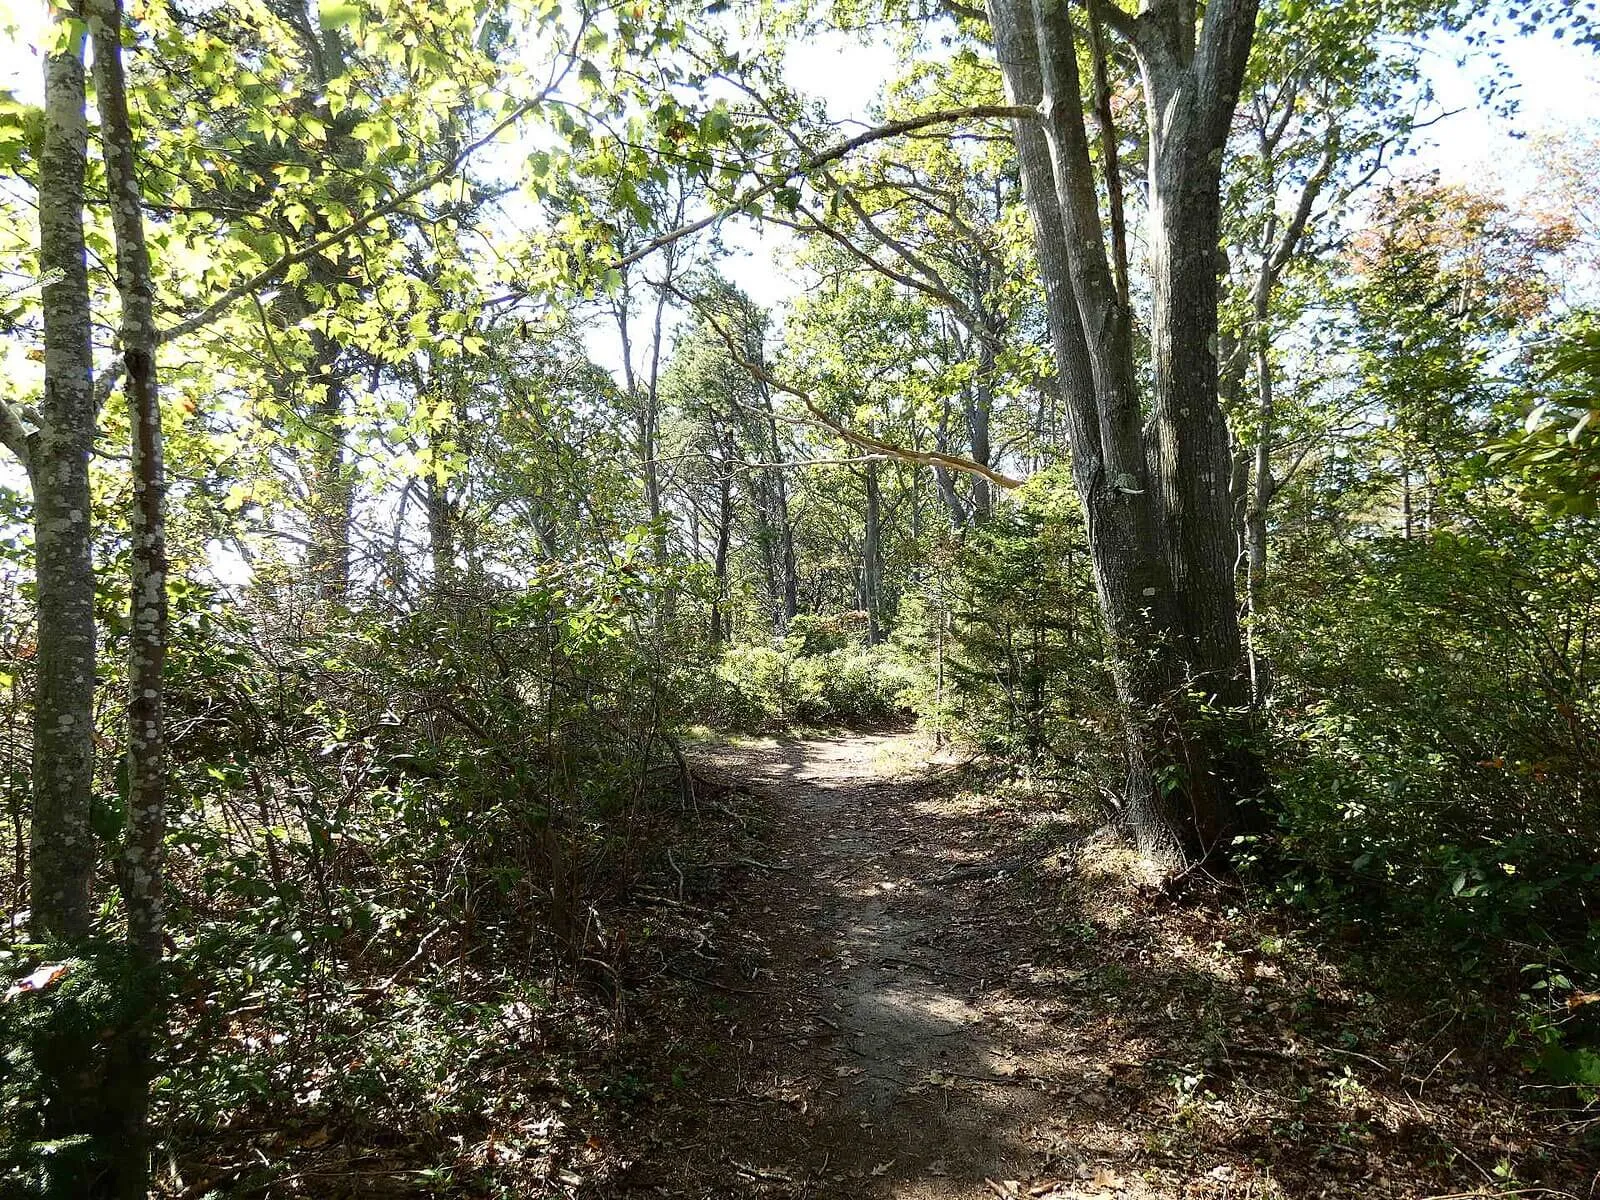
[
  {"x1": 710, "y1": 467, "x2": 732, "y2": 646},
  {"x1": 92, "y1": 0, "x2": 168, "y2": 1191},
  {"x1": 964, "y1": 334, "x2": 996, "y2": 522},
  {"x1": 426, "y1": 473, "x2": 456, "y2": 595},
  {"x1": 1086, "y1": 0, "x2": 1131, "y2": 311},
  {"x1": 863, "y1": 461, "x2": 884, "y2": 645},
  {"x1": 933, "y1": 396, "x2": 972, "y2": 527},
  {"x1": 304, "y1": 334, "x2": 353, "y2": 600},
  {"x1": 31, "y1": 0, "x2": 98, "y2": 942},
  {"x1": 757, "y1": 381, "x2": 798, "y2": 629},
  {"x1": 1245, "y1": 300, "x2": 1274, "y2": 703},
  {"x1": 988, "y1": 0, "x2": 1264, "y2": 865}
]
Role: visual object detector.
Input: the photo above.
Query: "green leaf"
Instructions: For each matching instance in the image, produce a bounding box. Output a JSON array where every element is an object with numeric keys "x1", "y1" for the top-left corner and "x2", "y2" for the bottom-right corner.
[{"x1": 318, "y1": 0, "x2": 362, "y2": 30}]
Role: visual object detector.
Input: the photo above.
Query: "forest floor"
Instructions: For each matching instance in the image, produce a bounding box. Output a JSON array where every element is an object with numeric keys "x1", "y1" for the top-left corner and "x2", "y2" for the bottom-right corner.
[{"x1": 584, "y1": 730, "x2": 1596, "y2": 1200}]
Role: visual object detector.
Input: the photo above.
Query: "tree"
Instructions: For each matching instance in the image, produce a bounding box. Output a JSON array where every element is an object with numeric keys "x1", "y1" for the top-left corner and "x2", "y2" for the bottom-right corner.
[
  {"x1": 91, "y1": 0, "x2": 169, "y2": 1189},
  {"x1": 25, "y1": 0, "x2": 99, "y2": 943},
  {"x1": 1220, "y1": 0, "x2": 1466, "y2": 698},
  {"x1": 980, "y1": 0, "x2": 1263, "y2": 866}
]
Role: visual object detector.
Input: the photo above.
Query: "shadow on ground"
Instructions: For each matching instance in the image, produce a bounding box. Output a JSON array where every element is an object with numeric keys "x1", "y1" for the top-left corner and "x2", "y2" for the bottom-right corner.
[{"x1": 584, "y1": 732, "x2": 1594, "y2": 1200}]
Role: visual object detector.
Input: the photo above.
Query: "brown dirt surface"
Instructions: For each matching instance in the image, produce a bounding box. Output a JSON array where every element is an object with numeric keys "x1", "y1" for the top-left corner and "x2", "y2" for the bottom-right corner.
[{"x1": 588, "y1": 731, "x2": 1598, "y2": 1200}]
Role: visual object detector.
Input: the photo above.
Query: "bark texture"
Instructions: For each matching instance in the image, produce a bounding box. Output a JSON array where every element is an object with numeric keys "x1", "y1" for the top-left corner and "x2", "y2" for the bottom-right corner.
[
  {"x1": 93, "y1": 0, "x2": 169, "y2": 1192},
  {"x1": 31, "y1": 2, "x2": 98, "y2": 941},
  {"x1": 988, "y1": 0, "x2": 1264, "y2": 864}
]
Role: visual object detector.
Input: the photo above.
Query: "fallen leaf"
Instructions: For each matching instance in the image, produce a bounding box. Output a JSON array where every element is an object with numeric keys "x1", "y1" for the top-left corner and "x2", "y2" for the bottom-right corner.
[
  {"x1": 1092, "y1": 1166, "x2": 1125, "y2": 1191},
  {"x1": 869, "y1": 1161, "x2": 892, "y2": 1177}
]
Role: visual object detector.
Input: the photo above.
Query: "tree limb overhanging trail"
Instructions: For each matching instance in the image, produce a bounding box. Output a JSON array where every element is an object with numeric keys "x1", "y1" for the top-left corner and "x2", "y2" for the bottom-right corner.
[
  {"x1": 664, "y1": 282, "x2": 1026, "y2": 492},
  {"x1": 2, "y1": 101, "x2": 1039, "y2": 446},
  {"x1": 607, "y1": 105, "x2": 1036, "y2": 273}
]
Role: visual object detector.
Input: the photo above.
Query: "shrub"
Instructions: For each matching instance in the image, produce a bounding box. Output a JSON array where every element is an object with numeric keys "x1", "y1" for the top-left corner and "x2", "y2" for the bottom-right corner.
[
  {"x1": 706, "y1": 629, "x2": 915, "y2": 729},
  {"x1": 1259, "y1": 513, "x2": 1600, "y2": 1058}
]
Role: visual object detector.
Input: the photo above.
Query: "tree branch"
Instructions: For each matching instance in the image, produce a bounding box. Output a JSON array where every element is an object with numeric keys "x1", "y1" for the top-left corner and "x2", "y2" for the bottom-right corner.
[
  {"x1": 0, "y1": 397, "x2": 37, "y2": 474},
  {"x1": 92, "y1": 98, "x2": 540, "y2": 408},
  {"x1": 774, "y1": 205, "x2": 969, "y2": 313},
  {"x1": 1093, "y1": 0, "x2": 1141, "y2": 44},
  {"x1": 666, "y1": 283, "x2": 1025, "y2": 492},
  {"x1": 609, "y1": 105, "x2": 1036, "y2": 272},
  {"x1": 1194, "y1": 0, "x2": 1262, "y2": 146}
]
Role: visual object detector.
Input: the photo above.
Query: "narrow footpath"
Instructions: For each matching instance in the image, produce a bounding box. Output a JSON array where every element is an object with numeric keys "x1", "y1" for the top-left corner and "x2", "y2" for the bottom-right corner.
[{"x1": 595, "y1": 733, "x2": 1591, "y2": 1200}]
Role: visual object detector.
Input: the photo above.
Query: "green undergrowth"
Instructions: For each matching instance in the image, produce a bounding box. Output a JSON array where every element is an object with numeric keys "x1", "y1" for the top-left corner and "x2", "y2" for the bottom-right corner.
[{"x1": 701, "y1": 613, "x2": 920, "y2": 730}]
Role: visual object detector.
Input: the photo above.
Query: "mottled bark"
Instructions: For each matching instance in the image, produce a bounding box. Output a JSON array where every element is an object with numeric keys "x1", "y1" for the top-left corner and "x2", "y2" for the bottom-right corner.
[
  {"x1": 92, "y1": 0, "x2": 168, "y2": 1192},
  {"x1": 31, "y1": 2, "x2": 97, "y2": 941}
]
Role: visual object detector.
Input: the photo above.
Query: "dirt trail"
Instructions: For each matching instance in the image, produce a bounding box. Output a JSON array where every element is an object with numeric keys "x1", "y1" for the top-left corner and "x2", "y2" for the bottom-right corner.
[
  {"x1": 612, "y1": 731, "x2": 1103, "y2": 1199},
  {"x1": 602, "y1": 732, "x2": 1592, "y2": 1200}
]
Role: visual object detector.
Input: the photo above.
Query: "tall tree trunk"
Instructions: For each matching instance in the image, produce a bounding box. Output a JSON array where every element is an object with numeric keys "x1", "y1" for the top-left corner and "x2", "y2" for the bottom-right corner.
[
  {"x1": 32, "y1": 0, "x2": 98, "y2": 942},
  {"x1": 1086, "y1": 0, "x2": 1131, "y2": 311},
  {"x1": 757, "y1": 381, "x2": 798, "y2": 629},
  {"x1": 1237, "y1": 117, "x2": 1338, "y2": 704},
  {"x1": 710, "y1": 457, "x2": 733, "y2": 646},
  {"x1": 863, "y1": 461, "x2": 883, "y2": 645},
  {"x1": 426, "y1": 474, "x2": 456, "y2": 595},
  {"x1": 933, "y1": 395, "x2": 972, "y2": 527},
  {"x1": 92, "y1": 0, "x2": 168, "y2": 1192},
  {"x1": 964, "y1": 338, "x2": 996, "y2": 523},
  {"x1": 418, "y1": 360, "x2": 459, "y2": 597},
  {"x1": 988, "y1": 0, "x2": 1264, "y2": 865},
  {"x1": 1140, "y1": 27, "x2": 1262, "y2": 843},
  {"x1": 1245, "y1": 292, "x2": 1275, "y2": 703},
  {"x1": 990, "y1": 0, "x2": 1184, "y2": 864},
  {"x1": 304, "y1": 334, "x2": 352, "y2": 600}
]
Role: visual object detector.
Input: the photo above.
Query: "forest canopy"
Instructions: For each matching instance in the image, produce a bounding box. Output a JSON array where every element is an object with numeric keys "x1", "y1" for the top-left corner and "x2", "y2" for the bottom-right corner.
[{"x1": 1, "y1": 0, "x2": 1599, "y2": 1195}]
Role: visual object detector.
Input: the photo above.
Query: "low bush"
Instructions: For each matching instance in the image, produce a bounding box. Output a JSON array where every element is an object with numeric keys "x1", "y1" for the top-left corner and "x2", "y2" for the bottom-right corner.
[
  {"x1": 1259, "y1": 513, "x2": 1600, "y2": 1082},
  {"x1": 706, "y1": 635, "x2": 915, "y2": 729}
]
